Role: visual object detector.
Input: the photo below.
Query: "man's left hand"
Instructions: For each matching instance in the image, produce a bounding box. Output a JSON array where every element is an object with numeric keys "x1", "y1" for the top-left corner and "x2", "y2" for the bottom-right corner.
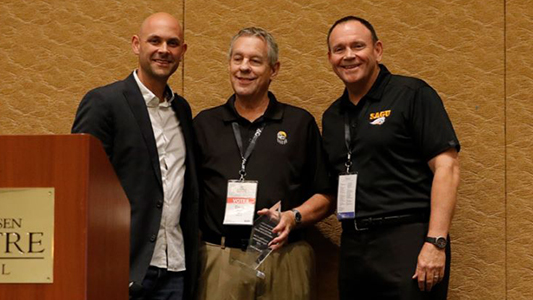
[
  {"x1": 412, "y1": 242, "x2": 446, "y2": 292},
  {"x1": 257, "y1": 209, "x2": 295, "y2": 251}
]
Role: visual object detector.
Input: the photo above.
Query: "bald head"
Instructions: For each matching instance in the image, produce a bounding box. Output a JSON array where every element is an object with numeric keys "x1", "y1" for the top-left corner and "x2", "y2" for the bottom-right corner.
[
  {"x1": 139, "y1": 12, "x2": 183, "y2": 40},
  {"x1": 132, "y1": 12, "x2": 187, "y2": 89}
]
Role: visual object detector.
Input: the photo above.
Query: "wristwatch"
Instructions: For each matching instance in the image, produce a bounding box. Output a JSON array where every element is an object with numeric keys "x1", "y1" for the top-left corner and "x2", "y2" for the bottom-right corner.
[
  {"x1": 425, "y1": 236, "x2": 447, "y2": 249},
  {"x1": 291, "y1": 209, "x2": 302, "y2": 225}
]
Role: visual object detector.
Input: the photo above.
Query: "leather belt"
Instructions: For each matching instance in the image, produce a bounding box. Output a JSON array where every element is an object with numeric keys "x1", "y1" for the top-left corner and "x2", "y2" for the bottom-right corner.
[
  {"x1": 202, "y1": 231, "x2": 304, "y2": 251},
  {"x1": 348, "y1": 213, "x2": 429, "y2": 231},
  {"x1": 203, "y1": 233, "x2": 249, "y2": 250}
]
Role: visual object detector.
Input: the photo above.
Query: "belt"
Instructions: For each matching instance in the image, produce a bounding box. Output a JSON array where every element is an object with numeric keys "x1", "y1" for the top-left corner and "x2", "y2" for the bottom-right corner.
[
  {"x1": 347, "y1": 213, "x2": 429, "y2": 231},
  {"x1": 202, "y1": 231, "x2": 304, "y2": 251},
  {"x1": 203, "y1": 232, "x2": 249, "y2": 250}
]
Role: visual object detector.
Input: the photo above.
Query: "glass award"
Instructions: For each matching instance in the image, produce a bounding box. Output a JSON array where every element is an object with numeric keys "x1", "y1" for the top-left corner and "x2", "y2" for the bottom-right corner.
[{"x1": 231, "y1": 203, "x2": 281, "y2": 279}]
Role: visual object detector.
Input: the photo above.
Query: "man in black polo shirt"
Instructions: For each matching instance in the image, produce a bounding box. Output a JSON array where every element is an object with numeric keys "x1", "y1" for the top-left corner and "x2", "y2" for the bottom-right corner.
[
  {"x1": 194, "y1": 27, "x2": 332, "y2": 300},
  {"x1": 322, "y1": 16, "x2": 460, "y2": 299}
]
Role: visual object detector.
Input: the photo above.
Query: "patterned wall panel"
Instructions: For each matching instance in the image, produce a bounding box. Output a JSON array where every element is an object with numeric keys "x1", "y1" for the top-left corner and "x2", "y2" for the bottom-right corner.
[
  {"x1": 506, "y1": 0, "x2": 533, "y2": 299},
  {"x1": 0, "y1": 0, "x2": 184, "y2": 134},
  {"x1": 1, "y1": 0, "x2": 524, "y2": 299}
]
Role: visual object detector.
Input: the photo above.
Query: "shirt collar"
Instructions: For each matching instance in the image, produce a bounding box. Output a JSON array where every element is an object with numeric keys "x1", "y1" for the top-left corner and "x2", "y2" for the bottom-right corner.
[
  {"x1": 221, "y1": 91, "x2": 284, "y2": 123},
  {"x1": 340, "y1": 64, "x2": 391, "y2": 110},
  {"x1": 133, "y1": 70, "x2": 175, "y2": 108}
]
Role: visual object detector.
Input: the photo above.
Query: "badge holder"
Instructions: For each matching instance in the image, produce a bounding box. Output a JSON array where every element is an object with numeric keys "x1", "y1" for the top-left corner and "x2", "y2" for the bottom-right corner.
[
  {"x1": 337, "y1": 154, "x2": 357, "y2": 220},
  {"x1": 223, "y1": 180, "x2": 258, "y2": 226},
  {"x1": 231, "y1": 202, "x2": 281, "y2": 279}
]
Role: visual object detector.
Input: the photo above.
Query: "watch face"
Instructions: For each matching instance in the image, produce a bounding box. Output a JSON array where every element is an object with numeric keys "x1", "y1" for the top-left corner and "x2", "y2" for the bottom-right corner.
[
  {"x1": 293, "y1": 209, "x2": 302, "y2": 223},
  {"x1": 436, "y1": 237, "x2": 447, "y2": 249}
]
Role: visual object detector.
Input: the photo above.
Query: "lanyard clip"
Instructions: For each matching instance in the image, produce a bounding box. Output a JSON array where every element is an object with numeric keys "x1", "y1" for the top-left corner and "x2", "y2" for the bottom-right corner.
[{"x1": 345, "y1": 153, "x2": 352, "y2": 173}]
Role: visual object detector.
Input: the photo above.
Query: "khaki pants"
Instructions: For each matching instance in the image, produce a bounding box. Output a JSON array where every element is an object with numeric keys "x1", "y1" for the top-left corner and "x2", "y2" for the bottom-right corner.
[{"x1": 196, "y1": 240, "x2": 316, "y2": 300}]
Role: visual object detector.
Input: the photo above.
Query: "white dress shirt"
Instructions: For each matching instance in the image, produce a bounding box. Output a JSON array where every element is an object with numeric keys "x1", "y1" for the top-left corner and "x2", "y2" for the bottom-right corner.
[{"x1": 133, "y1": 71, "x2": 186, "y2": 272}]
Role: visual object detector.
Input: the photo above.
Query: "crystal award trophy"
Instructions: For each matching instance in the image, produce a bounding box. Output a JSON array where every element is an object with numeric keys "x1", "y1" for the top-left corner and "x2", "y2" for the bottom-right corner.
[{"x1": 232, "y1": 202, "x2": 281, "y2": 278}]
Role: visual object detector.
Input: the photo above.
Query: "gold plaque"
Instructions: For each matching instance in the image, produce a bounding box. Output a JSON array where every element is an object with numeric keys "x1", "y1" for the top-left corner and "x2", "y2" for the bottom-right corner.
[{"x1": 0, "y1": 188, "x2": 54, "y2": 283}]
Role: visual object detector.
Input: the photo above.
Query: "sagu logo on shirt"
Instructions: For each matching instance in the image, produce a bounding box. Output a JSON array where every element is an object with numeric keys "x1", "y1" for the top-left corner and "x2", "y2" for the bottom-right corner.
[{"x1": 369, "y1": 110, "x2": 391, "y2": 125}]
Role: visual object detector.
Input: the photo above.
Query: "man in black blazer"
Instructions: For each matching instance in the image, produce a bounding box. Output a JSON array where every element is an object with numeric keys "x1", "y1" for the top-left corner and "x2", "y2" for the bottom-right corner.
[{"x1": 72, "y1": 12, "x2": 198, "y2": 300}]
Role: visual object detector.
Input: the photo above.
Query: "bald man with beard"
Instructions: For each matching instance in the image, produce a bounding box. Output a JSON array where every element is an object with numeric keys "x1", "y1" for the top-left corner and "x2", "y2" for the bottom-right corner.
[{"x1": 72, "y1": 12, "x2": 199, "y2": 300}]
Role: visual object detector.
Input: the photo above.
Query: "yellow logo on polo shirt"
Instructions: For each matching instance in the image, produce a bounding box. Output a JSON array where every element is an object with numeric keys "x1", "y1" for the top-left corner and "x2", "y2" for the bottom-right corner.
[
  {"x1": 277, "y1": 131, "x2": 288, "y2": 145},
  {"x1": 369, "y1": 110, "x2": 391, "y2": 125}
]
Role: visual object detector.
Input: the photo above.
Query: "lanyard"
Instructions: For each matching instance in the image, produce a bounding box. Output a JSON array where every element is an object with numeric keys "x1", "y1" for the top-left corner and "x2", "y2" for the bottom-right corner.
[
  {"x1": 343, "y1": 98, "x2": 372, "y2": 173},
  {"x1": 232, "y1": 122, "x2": 266, "y2": 181},
  {"x1": 344, "y1": 113, "x2": 354, "y2": 173}
]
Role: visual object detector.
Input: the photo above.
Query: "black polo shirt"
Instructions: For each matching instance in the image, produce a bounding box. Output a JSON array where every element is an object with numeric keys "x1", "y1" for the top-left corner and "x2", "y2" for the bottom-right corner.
[
  {"x1": 194, "y1": 92, "x2": 331, "y2": 240},
  {"x1": 322, "y1": 64, "x2": 460, "y2": 219}
]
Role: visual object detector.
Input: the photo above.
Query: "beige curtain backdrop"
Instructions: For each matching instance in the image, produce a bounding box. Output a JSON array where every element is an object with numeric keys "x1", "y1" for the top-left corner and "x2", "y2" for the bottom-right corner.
[{"x1": 1, "y1": 0, "x2": 531, "y2": 299}]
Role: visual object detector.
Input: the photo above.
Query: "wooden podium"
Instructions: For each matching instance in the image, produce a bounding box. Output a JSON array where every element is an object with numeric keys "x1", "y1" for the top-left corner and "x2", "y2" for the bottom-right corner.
[{"x1": 0, "y1": 135, "x2": 130, "y2": 300}]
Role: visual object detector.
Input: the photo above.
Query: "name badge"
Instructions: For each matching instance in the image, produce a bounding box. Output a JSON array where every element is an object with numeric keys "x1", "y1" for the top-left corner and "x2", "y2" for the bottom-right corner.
[
  {"x1": 337, "y1": 173, "x2": 357, "y2": 220},
  {"x1": 223, "y1": 180, "x2": 258, "y2": 225}
]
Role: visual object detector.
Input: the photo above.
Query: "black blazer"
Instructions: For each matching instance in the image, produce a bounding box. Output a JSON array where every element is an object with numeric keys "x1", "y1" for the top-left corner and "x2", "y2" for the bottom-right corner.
[{"x1": 72, "y1": 73, "x2": 199, "y2": 299}]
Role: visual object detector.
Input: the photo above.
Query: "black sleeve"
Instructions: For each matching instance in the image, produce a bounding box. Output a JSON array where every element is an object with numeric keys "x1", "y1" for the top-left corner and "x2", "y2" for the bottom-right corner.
[
  {"x1": 71, "y1": 89, "x2": 114, "y2": 158},
  {"x1": 410, "y1": 84, "x2": 460, "y2": 161},
  {"x1": 305, "y1": 116, "x2": 333, "y2": 196},
  {"x1": 321, "y1": 108, "x2": 343, "y2": 192}
]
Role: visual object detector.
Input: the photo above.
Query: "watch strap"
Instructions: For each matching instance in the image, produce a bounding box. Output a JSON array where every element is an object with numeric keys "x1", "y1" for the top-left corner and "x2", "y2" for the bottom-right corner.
[
  {"x1": 291, "y1": 209, "x2": 302, "y2": 225},
  {"x1": 425, "y1": 236, "x2": 447, "y2": 249}
]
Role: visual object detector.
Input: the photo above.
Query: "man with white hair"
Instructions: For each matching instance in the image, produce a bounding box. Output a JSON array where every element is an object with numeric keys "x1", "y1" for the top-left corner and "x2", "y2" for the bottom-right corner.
[{"x1": 194, "y1": 27, "x2": 333, "y2": 300}]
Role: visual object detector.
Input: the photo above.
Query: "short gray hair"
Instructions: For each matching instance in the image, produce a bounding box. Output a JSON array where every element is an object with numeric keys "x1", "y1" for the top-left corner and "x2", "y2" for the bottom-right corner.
[{"x1": 228, "y1": 27, "x2": 279, "y2": 68}]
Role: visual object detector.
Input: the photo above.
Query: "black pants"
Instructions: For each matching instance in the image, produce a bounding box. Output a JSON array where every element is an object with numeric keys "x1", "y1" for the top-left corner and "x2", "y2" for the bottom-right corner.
[
  {"x1": 339, "y1": 222, "x2": 451, "y2": 300},
  {"x1": 129, "y1": 267, "x2": 185, "y2": 300}
]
